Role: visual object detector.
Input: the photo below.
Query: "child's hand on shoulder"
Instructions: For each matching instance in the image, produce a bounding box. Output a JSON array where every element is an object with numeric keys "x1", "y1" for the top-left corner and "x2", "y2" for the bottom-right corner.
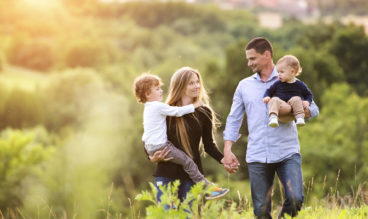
[
  {"x1": 194, "y1": 101, "x2": 203, "y2": 108},
  {"x1": 263, "y1": 97, "x2": 270, "y2": 103}
]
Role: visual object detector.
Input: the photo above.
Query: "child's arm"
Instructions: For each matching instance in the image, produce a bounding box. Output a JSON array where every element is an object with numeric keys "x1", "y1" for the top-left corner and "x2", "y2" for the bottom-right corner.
[
  {"x1": 159, "y1": 102, "x2": 195, "y2": 117},
  {"x1": 263, "y1": 81, "x2": 279, "y2": 100},
  {"x1": 263, "y1": 96, "x2": 271, "y2": 103}
]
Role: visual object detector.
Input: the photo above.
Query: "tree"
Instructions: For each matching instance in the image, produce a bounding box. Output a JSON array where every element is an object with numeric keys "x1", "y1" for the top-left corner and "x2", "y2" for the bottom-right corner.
[
  {"x1": 329, "y1": 24, "x2": 368, "y2": 96},
  {"x1": 300, "y1": 83, "x2": 368, "y2": 196},
  {"x1": 0, "y1": 130, "x2": 53, "y2": 210},
  {"x1": 2, "y1": 89, "x2": 44, "y2": 129}
]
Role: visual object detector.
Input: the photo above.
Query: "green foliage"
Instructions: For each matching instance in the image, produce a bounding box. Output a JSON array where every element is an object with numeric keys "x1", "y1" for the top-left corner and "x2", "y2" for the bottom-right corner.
[
  {"x1": 135, "y1": 180, "x2": 368, "y2": 218},
  {"x1": 135, "y1": 181, "x2": 254, "y2": 218},
  {"x1": 1, "y1": 88, "x2": 44, "y2": 129},
  {"x1": 300, "y1": 83, "x2": 368, "y2": 196},
  {"x1": 295, "y1": 205, "x2": 368, "y2": 219},
  {"x1": 42, "y1": 69, "x2": 105, "y2": 130},
  {"x1": 0, "y1": 129, "x2": 54, "y2": 210},
  {"x1": 329, "y1": 24, "x2": 368, "y2": 96},
  {"x1": 1, "y1": 1, "x2": 368, "y2": 216}
]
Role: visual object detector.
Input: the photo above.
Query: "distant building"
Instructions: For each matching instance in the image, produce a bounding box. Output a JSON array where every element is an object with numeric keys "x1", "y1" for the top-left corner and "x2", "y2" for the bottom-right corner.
[{"x1": 99, "y1": 0, "x2": 320, "y2": 18}]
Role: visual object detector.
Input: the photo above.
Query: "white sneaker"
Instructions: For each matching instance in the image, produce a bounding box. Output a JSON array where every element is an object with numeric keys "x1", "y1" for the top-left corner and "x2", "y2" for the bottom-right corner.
[
  {"x1": 296, "y1": 118, "x2": 305, "y2": 127},
  {"x1": 269, "y1": 117, "x2": 279, "y2": 127}
]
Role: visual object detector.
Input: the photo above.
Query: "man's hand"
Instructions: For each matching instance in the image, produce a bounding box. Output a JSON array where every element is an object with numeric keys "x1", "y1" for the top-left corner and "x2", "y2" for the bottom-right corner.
[
  {"x1": 303, "y1": 101, "x2": 311, "y2": 118},
  {"x1": 222, "y1": 141, "x2": 240, "y2": 174},
  {"x1": 302, "y1": 101, "x2": 310, "y2": 109},
  {"x1": 222, "y1": 160, "x2": 239, "y2": 173},
  {"x1": 263, "y1": 96, "x2": 270, "y2": 103},
  {"x1": 148, "y1": 147, "x2": 173, "y2": 162}
]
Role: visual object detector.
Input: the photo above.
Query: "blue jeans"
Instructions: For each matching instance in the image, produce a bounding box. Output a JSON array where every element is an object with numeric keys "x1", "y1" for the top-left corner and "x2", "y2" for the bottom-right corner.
[
  {"x1": 247, "y1": 153, "x2": 304, "y2": 219},
  {"x1": 154, "y1": 176, "x2": 195, "y2": 203}
]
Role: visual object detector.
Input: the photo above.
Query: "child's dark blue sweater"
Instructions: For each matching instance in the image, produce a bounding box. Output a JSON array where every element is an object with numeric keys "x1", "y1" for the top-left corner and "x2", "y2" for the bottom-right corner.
[{"x1": 264, "y1": 80, "x2": 313, "y2": 104}]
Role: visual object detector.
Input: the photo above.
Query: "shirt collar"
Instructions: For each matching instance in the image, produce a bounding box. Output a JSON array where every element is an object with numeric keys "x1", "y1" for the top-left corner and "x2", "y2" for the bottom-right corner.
[{"x1": 252, "y1": 66, "x2": 279, "y2": 82}]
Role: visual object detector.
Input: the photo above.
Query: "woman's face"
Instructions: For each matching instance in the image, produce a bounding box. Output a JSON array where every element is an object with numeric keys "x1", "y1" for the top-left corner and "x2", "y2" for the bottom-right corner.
[{"x1": 183, "y1": 73, "x2": 200, "y2": 100}]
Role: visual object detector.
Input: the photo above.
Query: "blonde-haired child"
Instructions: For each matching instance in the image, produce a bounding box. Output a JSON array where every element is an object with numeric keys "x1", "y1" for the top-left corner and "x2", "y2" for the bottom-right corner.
[{"x1": 263, "y1": 55, "x2": 313, "y2": 127}]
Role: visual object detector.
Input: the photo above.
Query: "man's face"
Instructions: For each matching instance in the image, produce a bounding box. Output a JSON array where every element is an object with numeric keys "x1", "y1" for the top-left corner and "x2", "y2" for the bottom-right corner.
[{"x1": 245, "y1": 49, "x2": 269, "y2": 73}]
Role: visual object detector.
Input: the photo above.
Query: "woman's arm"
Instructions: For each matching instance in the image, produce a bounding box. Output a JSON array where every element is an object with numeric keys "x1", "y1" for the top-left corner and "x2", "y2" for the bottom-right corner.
[{"x1": 200, "y1": 107, "x2": 224, "y2": 163}]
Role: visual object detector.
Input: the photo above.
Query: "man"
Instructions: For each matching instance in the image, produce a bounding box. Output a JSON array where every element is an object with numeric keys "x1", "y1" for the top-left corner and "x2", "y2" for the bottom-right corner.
[{"x1": 222, "y1": 37, "x2": 319, "y2": 218}]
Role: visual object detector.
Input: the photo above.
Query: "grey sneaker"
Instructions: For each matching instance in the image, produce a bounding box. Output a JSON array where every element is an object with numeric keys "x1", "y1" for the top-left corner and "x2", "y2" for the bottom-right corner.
[
  {"x1": 296, "y1": 117, "x2": 305, "y2": 127},
  {"x1": 269, "y1": 116, "x2": 279, "y2": 127}
]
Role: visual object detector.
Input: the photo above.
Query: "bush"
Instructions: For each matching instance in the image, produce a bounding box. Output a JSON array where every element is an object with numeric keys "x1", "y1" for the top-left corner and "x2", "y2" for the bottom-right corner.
[
  {"x1": 0, "y1": 129, "x2": 53, "y2": 210},
  {"x1": 1, "y1": 88, "x2": 44, "y2": 129},
  {"x1": 135, "y1": 181, "x2": 253, "y2": 218},
  {"x1": 42, "y1": 69, "x2": 105, "y2": 130}
]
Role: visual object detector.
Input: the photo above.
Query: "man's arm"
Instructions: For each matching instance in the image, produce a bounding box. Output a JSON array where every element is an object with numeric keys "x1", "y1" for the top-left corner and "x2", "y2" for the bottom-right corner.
[
  {"x1": 300, "y1": 81, "x2": 313, "y2": 103},
  {"x1": 223, "y1": 84, "x2": 245, "y2": 142},
  {"x1": 223, "y1": 84, "x2": 244, "y2": 173},
  {"x1": 306, "y1": 100, "x2": 319, "y2": 119}
]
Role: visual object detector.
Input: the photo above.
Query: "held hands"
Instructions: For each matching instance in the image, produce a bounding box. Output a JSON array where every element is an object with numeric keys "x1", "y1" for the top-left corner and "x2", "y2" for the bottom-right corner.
[
  {"x1": 193, "y1": 101, "x2": 203, "y2": 108},
  {"x1": 148, "y1": 147, "x2": 173, "y2": 162},
  {"x1": 263, "y1": 96, "x2": 271, "y2": 103},
  {"x1": 221, "y1": 151, "x2": 240, "y2": 174}
]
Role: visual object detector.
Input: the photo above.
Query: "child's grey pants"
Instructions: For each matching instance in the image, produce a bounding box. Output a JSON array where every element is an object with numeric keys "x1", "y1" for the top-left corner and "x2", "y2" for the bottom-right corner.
[{"x1": 145, "y1": 141, "x2": 209, "y2": 184}]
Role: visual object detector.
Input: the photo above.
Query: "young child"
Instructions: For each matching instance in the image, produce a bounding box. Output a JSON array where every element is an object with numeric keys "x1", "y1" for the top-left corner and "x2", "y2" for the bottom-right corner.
[
  {"x1": 134, "y1": 73, "x2": 229, "y2": 200},
  {"x1": 263, "y1": 55, "x2": 313, "y2": 127}
]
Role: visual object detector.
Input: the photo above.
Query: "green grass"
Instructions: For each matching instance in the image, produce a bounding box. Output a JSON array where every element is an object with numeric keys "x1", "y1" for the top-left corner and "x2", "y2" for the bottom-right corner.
[{"x1": 133, "y1": 181, "x2": 368, "y2": 219}]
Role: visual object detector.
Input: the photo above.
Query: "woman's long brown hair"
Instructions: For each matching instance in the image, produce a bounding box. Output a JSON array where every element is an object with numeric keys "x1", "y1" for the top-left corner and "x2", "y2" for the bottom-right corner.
[{"x1": 166, "y1": 67, "x2": 219, "y2": 158}]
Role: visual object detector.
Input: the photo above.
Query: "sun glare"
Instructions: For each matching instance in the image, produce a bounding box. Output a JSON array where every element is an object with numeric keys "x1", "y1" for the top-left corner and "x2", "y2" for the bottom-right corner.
[{"x1": 22, "y1": 0, "x2": 58, "y2": 8}]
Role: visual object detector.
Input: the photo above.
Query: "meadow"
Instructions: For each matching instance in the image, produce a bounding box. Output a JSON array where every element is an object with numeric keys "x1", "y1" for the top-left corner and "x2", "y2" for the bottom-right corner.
[{"x1": 0, "y1": 0, "x2": 367, "y2": 218}]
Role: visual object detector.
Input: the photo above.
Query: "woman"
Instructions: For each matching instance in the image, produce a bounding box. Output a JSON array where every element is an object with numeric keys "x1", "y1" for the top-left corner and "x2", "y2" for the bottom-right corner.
[{"x1": 149, "y1": 66, "x2": 227, "y2": 201}]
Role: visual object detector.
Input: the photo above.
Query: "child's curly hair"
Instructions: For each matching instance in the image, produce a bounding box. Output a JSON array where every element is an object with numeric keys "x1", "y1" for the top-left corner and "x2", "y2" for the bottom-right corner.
[{"x1": 134, "y1": 73, "x2": 162, "y2": 103}]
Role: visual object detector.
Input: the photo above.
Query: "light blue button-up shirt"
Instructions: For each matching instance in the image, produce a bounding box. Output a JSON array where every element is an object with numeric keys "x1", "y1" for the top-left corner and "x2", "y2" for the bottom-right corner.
[{"x1": 223, "y1": 67, "x2": 319, "y2": 163}]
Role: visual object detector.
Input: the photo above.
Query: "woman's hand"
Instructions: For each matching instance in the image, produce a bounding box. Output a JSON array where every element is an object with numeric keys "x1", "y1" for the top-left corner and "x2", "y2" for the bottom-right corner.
[
  {"x1": 149, "y1": 147, "x2": 173, "y2": 162},
  {"x1": 221, "y1": 153, "x2": 239, "y2": 174}
]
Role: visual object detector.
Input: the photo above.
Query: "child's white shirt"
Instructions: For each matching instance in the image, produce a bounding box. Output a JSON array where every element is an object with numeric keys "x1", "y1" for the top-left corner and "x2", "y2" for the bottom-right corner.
[{"x1": 142, "y1": 101, "x2": 195, "y2": 147}]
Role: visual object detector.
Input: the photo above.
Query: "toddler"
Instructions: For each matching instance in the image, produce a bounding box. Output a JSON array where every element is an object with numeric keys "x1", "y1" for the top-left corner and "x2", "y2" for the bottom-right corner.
[{"x1": 263, "y1": 55, "x2": 313, "y2": 127}]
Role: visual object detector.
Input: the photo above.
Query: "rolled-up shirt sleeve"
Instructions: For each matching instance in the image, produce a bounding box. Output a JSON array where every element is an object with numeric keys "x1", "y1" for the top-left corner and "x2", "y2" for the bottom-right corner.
[
  {"x1": 308, "y1": 100, "x2": 319, "y2": 119},
  {"x1": 223, "y1": 84, "x2": 245, "y2": 142}
]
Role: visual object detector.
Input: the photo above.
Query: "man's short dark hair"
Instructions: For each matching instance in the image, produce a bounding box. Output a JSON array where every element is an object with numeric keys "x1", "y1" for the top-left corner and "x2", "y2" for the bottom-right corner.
[{"x1": 246, "y1": 37, "x2": 273, "y2": 57}]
